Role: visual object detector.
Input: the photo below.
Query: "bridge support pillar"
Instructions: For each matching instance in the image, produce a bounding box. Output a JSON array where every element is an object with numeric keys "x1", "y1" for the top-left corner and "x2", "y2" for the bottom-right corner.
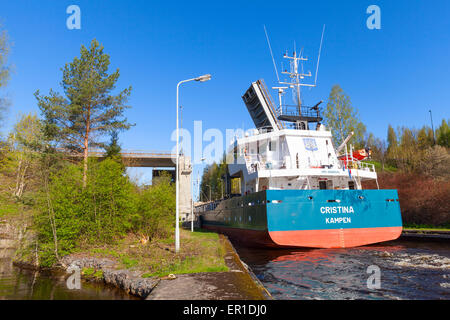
[{"x1": 178, "y1": 156, "x2": 192, "y2": 221}]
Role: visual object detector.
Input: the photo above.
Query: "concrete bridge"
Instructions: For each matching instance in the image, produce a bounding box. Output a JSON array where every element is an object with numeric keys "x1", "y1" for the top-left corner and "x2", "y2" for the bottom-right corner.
[
  {"x1": 87, "y1": 150, "x2": 177, "y2": 168},
  {"x1": 65, "y1": 149, "x2": 193, "y2": 220}
]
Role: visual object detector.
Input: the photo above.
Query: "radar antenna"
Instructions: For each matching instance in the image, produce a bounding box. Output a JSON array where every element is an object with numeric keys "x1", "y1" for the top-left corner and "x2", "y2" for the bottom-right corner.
[{"x1": 277, "y1": 24, "x2": 326, "y2": 117}]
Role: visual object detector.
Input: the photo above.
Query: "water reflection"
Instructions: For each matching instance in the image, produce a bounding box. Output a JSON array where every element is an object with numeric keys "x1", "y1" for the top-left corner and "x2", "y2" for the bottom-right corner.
[
  {"x1": 236, "y1": 240, "x2": 450, "y2": 300},
  {"x1": 0, "y1": 259, "x2": 138, "y2": 300}
]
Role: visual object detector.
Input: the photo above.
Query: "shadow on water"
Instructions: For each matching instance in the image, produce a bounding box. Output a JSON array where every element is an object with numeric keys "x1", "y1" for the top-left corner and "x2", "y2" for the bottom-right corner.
[
  {"x1": 0, "y1": 259, "x2": 139, "y2": 300},
  {"x1": 234, "y1": 239, "x2": 450, "y2": 300}
]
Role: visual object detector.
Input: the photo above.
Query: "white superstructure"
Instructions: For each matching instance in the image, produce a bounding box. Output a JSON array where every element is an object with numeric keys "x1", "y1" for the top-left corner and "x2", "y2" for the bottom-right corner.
[
  {"x1": 227, "y1": 124, "x2": 377, "y2": 195},
  {"x1": 226, "y1": 34, "x2": 378, "y2": 196}
]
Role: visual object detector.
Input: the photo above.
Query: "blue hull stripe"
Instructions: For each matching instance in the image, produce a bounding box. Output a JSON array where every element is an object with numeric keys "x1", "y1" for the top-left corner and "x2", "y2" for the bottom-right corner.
[{"x1": 266, "y1": 189, "x2": 403, "y2": 232}]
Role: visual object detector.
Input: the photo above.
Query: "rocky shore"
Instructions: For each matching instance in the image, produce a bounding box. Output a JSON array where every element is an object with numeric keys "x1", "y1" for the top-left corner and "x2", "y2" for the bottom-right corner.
[
  {"x1": 60, "y1": 255, "x2": 160, "y2": 298},
  {"x1": 57, "y1": 234, "x2": 270, "y2": 300}
]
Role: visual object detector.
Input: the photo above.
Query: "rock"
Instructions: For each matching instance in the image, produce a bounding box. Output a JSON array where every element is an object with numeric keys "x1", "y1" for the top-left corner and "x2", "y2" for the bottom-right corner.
[{"x1": 61, "y1": 255, "x2": 159, "y2": 299}]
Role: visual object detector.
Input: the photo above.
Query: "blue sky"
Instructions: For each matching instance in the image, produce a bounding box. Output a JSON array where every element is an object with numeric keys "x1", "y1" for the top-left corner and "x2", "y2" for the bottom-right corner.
[{"x1": 1, "y1": 0, "x2": 449, "y2": 193}]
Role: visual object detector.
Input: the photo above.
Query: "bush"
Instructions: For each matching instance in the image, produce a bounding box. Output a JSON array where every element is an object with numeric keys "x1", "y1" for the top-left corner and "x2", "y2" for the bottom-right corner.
[
  {"x1": 84, "y1": 158, "x2": 138, "y2": 242},
  {"x1": 363, "y1": 172, "x2": 450, "y2": 227},
  {"x1": 35, "y1": 163, "x2": 85, "y2": 266},
  {"x1": 420, "y1": 145, "x2": 450, "y2": 179},
  {"x1": 34, "y1": 159, "x2": 176, "y2": 267},
  {"x1": 135, "y1": 173, "x2": 175, "y2": 240}
]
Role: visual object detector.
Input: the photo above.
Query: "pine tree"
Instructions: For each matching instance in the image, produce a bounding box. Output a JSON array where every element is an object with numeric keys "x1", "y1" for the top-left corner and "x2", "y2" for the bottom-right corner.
[
  {"x1": 105, "y1": 131, "x2": 122, "y2": 159},
  {"x1": 35, "y1": 39, "x2": 133, "y2": 186}
]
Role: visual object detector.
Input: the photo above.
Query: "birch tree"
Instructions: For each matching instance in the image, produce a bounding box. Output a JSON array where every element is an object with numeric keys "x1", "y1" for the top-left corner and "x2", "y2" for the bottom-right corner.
[
  {"x1": 0, "y1": 25, "x2": 11, "y2": 130},
  {"x1": 324, "y1": 85, "x2": 366, "y2": 149},
  {"x1": 7, "y1": 113, "x2": 43, "y2": 199}
]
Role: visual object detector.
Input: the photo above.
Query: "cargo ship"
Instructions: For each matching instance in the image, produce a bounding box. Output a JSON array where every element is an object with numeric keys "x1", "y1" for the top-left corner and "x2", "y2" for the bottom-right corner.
[{"x1": 195, "y1": 36, "x2": 402, "y2": 248}]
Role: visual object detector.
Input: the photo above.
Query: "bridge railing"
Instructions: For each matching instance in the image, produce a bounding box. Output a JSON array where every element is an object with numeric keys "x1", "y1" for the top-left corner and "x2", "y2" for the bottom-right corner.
[{"x1": 56, "y1": 148, "x2": 175, "y2": 157}]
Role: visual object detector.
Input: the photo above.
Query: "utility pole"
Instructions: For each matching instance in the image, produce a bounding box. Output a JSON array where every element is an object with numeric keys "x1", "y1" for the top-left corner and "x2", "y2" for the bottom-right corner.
[
  {"x1": 176, "y1": 74, "x2": 211, "y2": 253},
  {"x1": 429, "y1": 109, "x2": 436, "y2": 145}
]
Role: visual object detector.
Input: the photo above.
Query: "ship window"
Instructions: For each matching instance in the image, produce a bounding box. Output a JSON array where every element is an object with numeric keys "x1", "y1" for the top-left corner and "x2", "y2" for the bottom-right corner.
[
  {"x1": 269, "y1": 140, "x2": 276, "y2": 151},
  {"x1": 326, "y1": 180, "x2": 333, "y2": 189},
  {"x1": 348, "y1": 181, "x2": 355, "y2": 190},
  {"x1": 319, "y1": 181, "x2": 327, "y2": 190}
]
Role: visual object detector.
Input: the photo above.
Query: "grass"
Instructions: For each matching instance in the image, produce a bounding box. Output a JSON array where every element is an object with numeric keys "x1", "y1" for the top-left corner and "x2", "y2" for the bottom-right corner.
[
  {"x1": 0, "y1": 193, "x2": 23, "y2": 218},
  {"x1": 82, "y1": 267, "x2": 104, "y2": 280},
  {"x1": 403, "y1": 224, "x2": 450, "y2": 231},
  {"x1": 85, "y1": 228, "x2": 229, "y2": 278},
  {"x1": 0, "y1": 176, "x2": 36, "y2": 220}
]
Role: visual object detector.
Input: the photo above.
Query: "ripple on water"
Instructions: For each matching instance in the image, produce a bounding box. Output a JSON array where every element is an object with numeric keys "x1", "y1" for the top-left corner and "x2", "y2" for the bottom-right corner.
[{"x1": 235, "y1": 240, "x2": 450, "y2": 300}]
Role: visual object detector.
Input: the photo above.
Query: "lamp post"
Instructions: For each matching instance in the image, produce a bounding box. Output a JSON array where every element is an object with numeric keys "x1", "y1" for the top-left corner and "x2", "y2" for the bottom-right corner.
[
  {"x1": 176, "y1": 74, "x2": 211, "y2": 253},
  {"x1": 429, "y1": 109, "x2": 436, "y2": 145}
]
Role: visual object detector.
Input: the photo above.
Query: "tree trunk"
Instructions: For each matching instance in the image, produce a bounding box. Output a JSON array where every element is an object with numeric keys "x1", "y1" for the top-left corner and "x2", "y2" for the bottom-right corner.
[
  {"x1": 44, "y1": 174, "x2": 60, "y2": 262},
  {"x1": 14, "y1": 157, "x2": 23, "y2": 198},
  {"x1": 82, "y1": 106, "x2": 91, "y2": 188},
  {"x1": 83, "y1": 137, "x2": 88, "y2": 188}
]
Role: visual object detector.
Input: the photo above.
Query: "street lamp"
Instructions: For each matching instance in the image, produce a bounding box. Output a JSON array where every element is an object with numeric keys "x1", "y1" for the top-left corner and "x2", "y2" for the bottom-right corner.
[
  {"x1": 429, "y1": 109, "x2": 436, "y2": 145},
  {"x1": 176, "y1": 75, "x2": 211, "y2": 253}
]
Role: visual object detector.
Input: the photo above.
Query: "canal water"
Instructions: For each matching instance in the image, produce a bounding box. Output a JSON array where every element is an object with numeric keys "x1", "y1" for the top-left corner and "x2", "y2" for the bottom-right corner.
[
  {"x1": 235, "y1": 239, "x2": 450, "y2": 300},
  {"x1": 0, "y1": 258, "x2": 138, "y2": 300}
]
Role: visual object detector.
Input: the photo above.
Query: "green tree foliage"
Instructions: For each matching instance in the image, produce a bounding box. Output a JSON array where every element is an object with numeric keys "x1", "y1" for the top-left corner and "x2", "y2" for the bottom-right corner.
[
  {"x1": 436, "y1": 119, "x2": 450, "y2": 148},
  {"x1": 35, "y1": 39, "x2": 133, "y2": 186},
  {"x1": 417, "y1": 126, "x2": 434, "y2": 150},
  {"x1": 4, "y1": 156, "x2": 205, "y2": 272},
  {"x1": 386, "y1": 125, "x2": 398, "y2": 156},
  {"x1": 324, "y1": 84, "x2": 366, "y2": 149},
  {"x1": 200, "y1": 157, "x2": 228, "y2": 202},
  {"x1": 397, "y1": 127, "x2": 419, "y2": 172},
  {"x1": 135, "y1": 173, "x2": 175, "y2": 240},
  {"x1": 35, "y1": 158, "x2": 176, "y2": 267},
  {"x1": 0, "y1": 25, "x2": 11, "y2": 131},
  {"x1": 2, "y1": 113, "x2": 44, "y2": 199},
  {"x1": 382, "y1": 121, "x2": 450, "y2": 176},
  {"x1": 105, "y1": 130, "x2": 122, "y2": 159},
  {"x1": 104, "y1": 130, "x2": 125, "y2": 170},
  {"x1": 36, "y1": 163, "x2": 85, "y2": 265},
  {"x1": 364, "y1": 132, "x2": 387, "y2": 169}
]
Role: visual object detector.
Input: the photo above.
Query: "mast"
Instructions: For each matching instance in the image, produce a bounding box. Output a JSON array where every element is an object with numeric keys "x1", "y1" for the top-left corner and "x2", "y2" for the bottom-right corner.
[
  {"x1": 281, "y1": 50, "x2": 311, "y2": 117},
  {"x1": 270, "y1": 25, "x2": 326, "y2": 130}
]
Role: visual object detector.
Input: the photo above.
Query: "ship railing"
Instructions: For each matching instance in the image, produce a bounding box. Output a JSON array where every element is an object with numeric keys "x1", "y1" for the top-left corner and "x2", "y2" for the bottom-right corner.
[
  {"x1": 235, "y1": 126, "x2": 273, "y2": 140},
  {"x1": 280, "y1": 105, "x2": 323, "y2": 118},
  {"x1": 194, "y1": 200, "x2": 222, "y2": 213},
  {"x1": 339, "y1": 160, "x2": 376, "y2": 172},
  {"x1": 244, "y1": 153, "x2": 282, "y2": 173}
]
